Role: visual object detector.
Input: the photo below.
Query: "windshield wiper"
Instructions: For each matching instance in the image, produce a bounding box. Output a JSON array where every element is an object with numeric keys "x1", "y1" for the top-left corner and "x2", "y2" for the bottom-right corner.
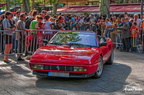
[{"x1": 66, "y1": 43, "x2": 93, "y2": 47}]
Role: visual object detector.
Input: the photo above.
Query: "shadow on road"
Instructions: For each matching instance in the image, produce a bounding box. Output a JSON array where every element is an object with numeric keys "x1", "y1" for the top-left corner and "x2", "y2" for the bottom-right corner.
[
  {"x1": 35, "y1": 63, "x2": 131, "y2": 93},
  {"x1": 0, "y1": 57, "x2": 33, "y2": 78}
]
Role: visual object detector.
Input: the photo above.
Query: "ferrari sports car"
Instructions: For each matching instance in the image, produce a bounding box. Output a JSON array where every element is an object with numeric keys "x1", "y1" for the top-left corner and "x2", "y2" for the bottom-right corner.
[{"x1": 29, "y1": 31, "x2": 114, "y2": 78}]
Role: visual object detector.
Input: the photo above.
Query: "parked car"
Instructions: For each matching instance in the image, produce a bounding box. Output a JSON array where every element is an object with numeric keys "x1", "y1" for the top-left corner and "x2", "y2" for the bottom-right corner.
[{"x1": 29, "y1": 31, "x2": 114, "y2": 78}]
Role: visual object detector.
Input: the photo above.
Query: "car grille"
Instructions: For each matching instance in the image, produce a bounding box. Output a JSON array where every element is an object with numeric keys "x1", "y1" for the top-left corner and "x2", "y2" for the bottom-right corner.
[{"x1": 43, "y1": 65, "x2": 74, "y2": 71}]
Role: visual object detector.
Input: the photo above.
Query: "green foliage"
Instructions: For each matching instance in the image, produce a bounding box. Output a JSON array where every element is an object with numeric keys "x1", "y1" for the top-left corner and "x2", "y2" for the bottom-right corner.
[
  {"x1": 114, "y1": 0, "x2": 123, "y2": 3},
  {"x1": 0, "y1": 0, "x2": 6, "y2": 9},
  {"x1": 115, "y1": 0, "x2": 119, "y2": 3},
  {"x1": 83, "y1": 12, "x2": 89, "y2": 16},
  {"x1": 0, "y1": 0, "x2": 22, "y2": 10},
  {"x1": 1, "y1": 0, "x2": 60, "y2": 13},
  {"x1": 49, "y1": 0, "x2": 59, "y2": 4},
  {"x1": 0, "y1": 0, "x2": 5, "y2": 3},
  {"x1": 52, "y1": 32, "x2": 82, "y2": 44}
]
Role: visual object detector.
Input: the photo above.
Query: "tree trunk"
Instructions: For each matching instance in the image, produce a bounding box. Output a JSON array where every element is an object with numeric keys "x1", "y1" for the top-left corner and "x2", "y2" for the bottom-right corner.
[
  {"x1": 100, "y1": 0, "x2": 110, "y2": 18},
  {"x1": 53, "y1": 3, "x2": 58, "y2": 15},
  {"x1": 22, "y1": 0, "x2": 30, "y2": 12},
  {"x1": 6, "y1": 0, "x2": 10, "y2": 11},
  {"x1": 31, "y1": 0, "x2": 35, "y2": 9}
]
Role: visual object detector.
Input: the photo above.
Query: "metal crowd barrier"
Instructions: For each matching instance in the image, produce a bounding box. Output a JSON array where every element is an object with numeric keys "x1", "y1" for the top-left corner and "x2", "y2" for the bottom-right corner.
[
  {"x1": 135, "y1": 31, "x2": 144, "y2": 53},
  {"x1": 0, "y1": 29, "x2": 58, "y2": 62}
]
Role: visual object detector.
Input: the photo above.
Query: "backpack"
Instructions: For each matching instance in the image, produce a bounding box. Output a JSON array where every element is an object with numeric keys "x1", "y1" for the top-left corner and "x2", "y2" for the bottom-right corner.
[{"x1": 25, "y1": 18, "x2": 34, "y2": 29}]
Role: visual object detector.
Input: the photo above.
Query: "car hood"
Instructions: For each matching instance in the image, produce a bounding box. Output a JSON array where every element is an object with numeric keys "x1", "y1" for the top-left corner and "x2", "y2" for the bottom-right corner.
[{"x1": 30, "y1": 46, "x2": 99, "y2": 65}]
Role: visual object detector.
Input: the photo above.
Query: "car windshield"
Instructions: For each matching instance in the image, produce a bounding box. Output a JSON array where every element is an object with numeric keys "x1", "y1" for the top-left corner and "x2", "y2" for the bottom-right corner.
[{"x1": 49, "y1": 31, "x2": 98, "y2": 47}]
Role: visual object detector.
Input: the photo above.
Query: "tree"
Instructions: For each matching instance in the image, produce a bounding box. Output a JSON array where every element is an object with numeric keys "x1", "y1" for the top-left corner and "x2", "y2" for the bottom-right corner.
[
  {"x1": 6, "y1": 0, "x2": 10, "y2": 11},
  {"x1": 31, "y1": 0, "x2": 35, "y2": 9},
  {"x1": 22, "y1": 0, "x2": 30, "y2": 12},
  {"x1": 53, "y1": 0, "x2": 59, "y2": 15},
  {"x1": 100, "y1": 0, "x2": 110, "y2": 18},
  {"x1": 49, "y1": 0, "x2": 59, "y2": 15}
]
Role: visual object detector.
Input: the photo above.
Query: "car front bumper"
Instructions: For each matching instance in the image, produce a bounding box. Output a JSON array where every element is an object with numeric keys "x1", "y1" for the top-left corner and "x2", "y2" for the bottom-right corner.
[
  {"x1": 29, "y1": 62, "x2": 98, "y2": 78},
  {"x1": 33, "y1": 71, "x2": 95, "y2": 78}
]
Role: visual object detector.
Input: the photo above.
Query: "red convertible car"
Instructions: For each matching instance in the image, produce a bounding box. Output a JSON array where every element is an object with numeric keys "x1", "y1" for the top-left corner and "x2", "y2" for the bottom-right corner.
[{"x1": 29, "y1": 31, "x2": 114, "y2": 78}]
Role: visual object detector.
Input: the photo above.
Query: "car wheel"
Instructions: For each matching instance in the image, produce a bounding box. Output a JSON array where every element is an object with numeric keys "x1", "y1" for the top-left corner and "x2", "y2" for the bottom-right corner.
[
  {"x1": 106, "y1": 50, "x2": 114, "y2": 65},
  {"x1": 93, "y1": 57, "x2": 103, "y2": 78}
]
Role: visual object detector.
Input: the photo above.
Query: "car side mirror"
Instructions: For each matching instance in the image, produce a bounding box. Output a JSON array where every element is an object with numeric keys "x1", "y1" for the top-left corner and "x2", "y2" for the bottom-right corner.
[{"x1": 100, "y1": 42, "x2": 107, "y2": 47}]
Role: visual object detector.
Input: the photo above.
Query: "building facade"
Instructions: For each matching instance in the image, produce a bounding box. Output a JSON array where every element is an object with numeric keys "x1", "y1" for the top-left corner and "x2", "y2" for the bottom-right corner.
[{"x1": 59, "y1": 0, "x2": 142, "y2": 5}]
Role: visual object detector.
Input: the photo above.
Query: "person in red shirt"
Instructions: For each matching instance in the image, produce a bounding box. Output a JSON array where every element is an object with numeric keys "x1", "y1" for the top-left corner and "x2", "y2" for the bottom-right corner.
[
  {"x1": 130, "y1": 22, "x2": 139, "y2": 52},
  {"x1": 36, "y1": 16, "x2": 44, "y2": 47},
  {"x1": 58, "y1": 16, "x2": 64, "y2": 23}
]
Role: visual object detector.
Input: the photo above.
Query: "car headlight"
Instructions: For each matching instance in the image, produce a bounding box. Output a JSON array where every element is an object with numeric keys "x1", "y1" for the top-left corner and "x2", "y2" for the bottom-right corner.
[
  {"x1": 31, "y1": 64, "x2": 44, "y2": 70},
  {"x1": 74, "y1": 67, "x2": 87, "y2": 72}
]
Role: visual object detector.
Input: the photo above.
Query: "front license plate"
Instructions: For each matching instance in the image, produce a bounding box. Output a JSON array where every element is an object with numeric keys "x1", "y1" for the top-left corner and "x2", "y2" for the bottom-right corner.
[{"x1": 48, "y1": 72, "x2": 69, "y2": 77}]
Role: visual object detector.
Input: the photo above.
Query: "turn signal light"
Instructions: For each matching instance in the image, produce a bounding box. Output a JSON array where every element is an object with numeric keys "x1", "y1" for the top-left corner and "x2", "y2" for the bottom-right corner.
[
  {"x1": 31, "y1": 64, "x2": 43, "y2": 70},
  {"x1": 74, "y1": 67, "x2": 87, "y2": 72}
]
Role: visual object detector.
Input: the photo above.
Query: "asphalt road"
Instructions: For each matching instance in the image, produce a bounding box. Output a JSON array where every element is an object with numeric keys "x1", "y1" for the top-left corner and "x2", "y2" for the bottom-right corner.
[{"x1": 0, "y1": 50, "x2": 144, "y2": 95}]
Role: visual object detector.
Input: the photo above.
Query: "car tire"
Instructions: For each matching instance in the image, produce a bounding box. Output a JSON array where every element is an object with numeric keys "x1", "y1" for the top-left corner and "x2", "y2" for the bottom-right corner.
[
  {"x1": 106, "y1": 50, "x2": 114, "y2": 65},
  {"x1": 93, "y1": 57, "x2": 103, "y2": 78}
]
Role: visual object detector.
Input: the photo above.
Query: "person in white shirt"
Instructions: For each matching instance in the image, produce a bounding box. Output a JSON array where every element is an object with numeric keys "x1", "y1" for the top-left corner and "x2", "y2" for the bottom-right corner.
[
  {"x1": 89, "y1": 14, "x2": 96, "y2": 23},
  {"x1": 105, "y1": 18, "x2": 113, "y2": 37},
  {"x1": 134, "y1": 14, "x2": 142, "y2": 29},
  {"x1": 79, "y1": 16, "x2": 84, "y2": 23},
  {"x1": 13, "y1": 11, "x2": 20, "y2": 23},
  {"x1": 43, "y1": 15, "x2": 52, "y2": 30}
]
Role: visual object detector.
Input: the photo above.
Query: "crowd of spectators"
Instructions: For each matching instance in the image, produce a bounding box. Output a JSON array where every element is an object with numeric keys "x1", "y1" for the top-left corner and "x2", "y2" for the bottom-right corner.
[{"x1": 0, "y1": 10, "x2": 144, "y2": 62}]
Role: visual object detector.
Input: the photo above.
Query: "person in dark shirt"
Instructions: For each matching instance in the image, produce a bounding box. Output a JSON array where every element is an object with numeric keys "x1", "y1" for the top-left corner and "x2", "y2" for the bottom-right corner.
[{"x1": 16, "y1": 14, "x2": 27, "y2": 61}]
